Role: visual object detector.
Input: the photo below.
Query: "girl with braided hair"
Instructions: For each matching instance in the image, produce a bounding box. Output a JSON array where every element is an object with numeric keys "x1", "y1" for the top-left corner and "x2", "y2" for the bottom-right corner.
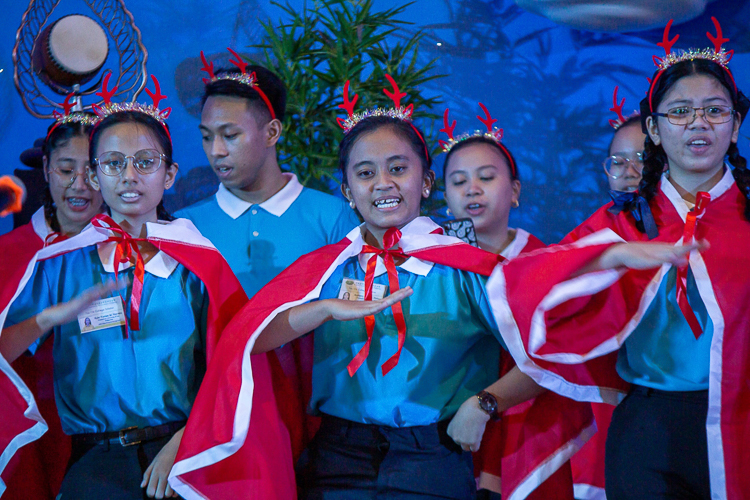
[
  {"x1": 493, "y1": 19, "x2": 750, "y2": 500},
  {"x1": 0, "y1": 111, "x2": 103, "y2": 500}
]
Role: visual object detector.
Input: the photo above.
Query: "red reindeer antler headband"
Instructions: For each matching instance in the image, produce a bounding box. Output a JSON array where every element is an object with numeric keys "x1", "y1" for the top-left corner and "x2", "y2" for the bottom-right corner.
[
  {"x1": 336, "y1": 75, "x2": 427, "y2": 159},
  {"x1": 91, "y1": 73, "x2": 173, "y2": 143},
  {"x1": 647, "y1": 17, "x2": 736, "y2": 112},
  {"x1": 439, "y1": 103, "x2": 516, "y2": 177},
  {"x1": 608, "y1": 86, "x2": 639, "y2": 130},
  {"x1": 46, "y1": 92, "x2": 98, "y2": 140},
  {"x1": 200, "y1": 48, "x2": 276, "y2": 120}
]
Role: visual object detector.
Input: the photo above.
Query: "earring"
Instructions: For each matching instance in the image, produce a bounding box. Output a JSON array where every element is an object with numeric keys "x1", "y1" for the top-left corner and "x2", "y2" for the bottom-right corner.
[
  {"x1": 424, "y1": 189, "x2": 430, "y2": 196},
  {"x1": 446, "y1": 208, "x2": 452, "y2": 217},
  {"x1": 349, "y1": 199, "x2": 356, "y2": 209},
  {"x1": 512, "y1": 200, "x2": 519, "y2": 208}
]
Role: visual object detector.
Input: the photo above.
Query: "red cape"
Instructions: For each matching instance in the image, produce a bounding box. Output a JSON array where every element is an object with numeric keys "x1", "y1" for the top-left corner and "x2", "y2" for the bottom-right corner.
[
  {"x1": 0, "y1": 217, "x2": 50, "y2": 498},
  {"x1": 491, "y1": 171, "x2": 750, "y2": 500},
  {"x1": 0, "y1": 218, "x2": 294, "y2": 499},
  {"x1": 473, "y1": 229, "x2": 588, "y2": 500},
  {"x1": 172, "y1": 220, "x2": 594, "y2": 500}
]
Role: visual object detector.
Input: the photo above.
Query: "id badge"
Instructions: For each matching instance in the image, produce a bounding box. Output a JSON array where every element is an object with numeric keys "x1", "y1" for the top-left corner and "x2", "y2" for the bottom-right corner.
[
  {"x1": 77, "y1": 296, "x2": 127, "y2": 333},
  {"x1": 338, "y1": 278, "x2": 387, "y2": 301}
]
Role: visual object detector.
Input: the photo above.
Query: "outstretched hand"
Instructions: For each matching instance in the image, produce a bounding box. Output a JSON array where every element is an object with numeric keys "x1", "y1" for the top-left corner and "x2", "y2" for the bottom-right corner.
[
  {"x1": 599, "y1": 240, "x2": 709, "y2": 271},
  {"x1": 36, "y1": 279, "x2": 123, "y2": 331},
  {"x1": 255, "y1": 286, "x2": 415, "y2": 354},
  {"x1": 324, "y1": 286, "x2": 414, "y2": 322}
]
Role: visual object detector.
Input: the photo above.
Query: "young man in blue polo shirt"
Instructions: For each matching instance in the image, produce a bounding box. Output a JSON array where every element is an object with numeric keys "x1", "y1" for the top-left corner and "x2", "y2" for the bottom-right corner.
[
  {"x1": 177, "y1": 62, "x2": 357, "y2": 298},
  {"x1": 176, "y1": 59, "x2": 357, "y2": 460}
]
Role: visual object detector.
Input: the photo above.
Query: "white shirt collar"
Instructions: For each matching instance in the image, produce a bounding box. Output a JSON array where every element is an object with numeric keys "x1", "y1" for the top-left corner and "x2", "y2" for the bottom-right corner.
[
  {"x1": 215, "y1": 172, "x2": 304, "y2": 219},
  {"x1": 499, "y1": 228, "x2": 531, "y2": 260},
  {"x1": 660, "y1": 166, "x2": 734, "y2": 222},
  {"x1": 354, "y1": 217, "x2": 439, "y2": 277},
  {"x1": 96, "y1": 222, "x2": 180, "y2": 279},
  {"x1": 31, "y1": 207, "x2": 52, "y2": 240}
]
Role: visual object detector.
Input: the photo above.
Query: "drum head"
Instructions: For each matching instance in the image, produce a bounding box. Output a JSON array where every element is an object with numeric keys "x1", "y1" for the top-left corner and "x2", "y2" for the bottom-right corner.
[{"x1": 48, "y1": 15, "x2": 108, "y2": 75}]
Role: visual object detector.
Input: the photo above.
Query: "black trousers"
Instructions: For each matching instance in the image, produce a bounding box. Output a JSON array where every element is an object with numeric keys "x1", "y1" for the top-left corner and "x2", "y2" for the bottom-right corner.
[
  {"x1": 57, "y1": 434, "x2": 176, "y2": 500},
  {"x1": 296, "y1": 415, "x2": 476, "y2": 499},
  {"x1": 605, "y1": 385, "x2": 711, "y2": 500}
]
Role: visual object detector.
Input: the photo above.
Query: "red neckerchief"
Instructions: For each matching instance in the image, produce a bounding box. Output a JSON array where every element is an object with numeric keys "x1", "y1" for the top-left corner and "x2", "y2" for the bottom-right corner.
[
  {"x1": 677, "y1": 191, "x2": 710, "y2": 338},
  {"x1": 347, "y1": 227, "x2": 408, "y2": 377},
  {"x1": 91, "y1": 214, "x2": 147, "y2": 337}
]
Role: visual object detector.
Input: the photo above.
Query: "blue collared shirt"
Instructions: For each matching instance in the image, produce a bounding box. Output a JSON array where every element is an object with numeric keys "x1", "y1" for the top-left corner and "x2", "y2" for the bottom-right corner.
[
  {"x1": 309, "y1": 220, "x2": 506, "y2": 427},
  {"x1": 177, "y1": 173, "x2": 359, "y2": 298},
  {"x1": 617, "y1": 266, "x2": 713, "y2": 391},
  {"x1": 6, "y1": 243, "x2": 208, "y2": 434}
]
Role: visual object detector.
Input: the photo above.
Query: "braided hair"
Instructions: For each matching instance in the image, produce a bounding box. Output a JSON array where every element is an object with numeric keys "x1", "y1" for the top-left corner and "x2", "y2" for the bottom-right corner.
[{"x1": 638, "y1": 59, "x2": 750, "y2": 224}]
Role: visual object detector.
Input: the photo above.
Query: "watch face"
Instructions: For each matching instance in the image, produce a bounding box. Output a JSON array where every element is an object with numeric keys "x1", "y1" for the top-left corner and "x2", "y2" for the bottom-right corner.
[{"x1": 478, "y1": 392, "x2": 498, "y2": 413}]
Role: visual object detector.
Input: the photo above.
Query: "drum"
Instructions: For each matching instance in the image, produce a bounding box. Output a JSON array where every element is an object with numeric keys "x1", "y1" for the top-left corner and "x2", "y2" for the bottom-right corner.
[{"x1": 33, "y1": 14, "x2": 109, "y2": 88}]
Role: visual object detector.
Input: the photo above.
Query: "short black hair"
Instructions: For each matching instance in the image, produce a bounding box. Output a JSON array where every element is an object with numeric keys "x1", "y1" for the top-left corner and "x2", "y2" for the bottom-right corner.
[{"x1": 201, "y1": 65, "x2": 287, "y2": 122}]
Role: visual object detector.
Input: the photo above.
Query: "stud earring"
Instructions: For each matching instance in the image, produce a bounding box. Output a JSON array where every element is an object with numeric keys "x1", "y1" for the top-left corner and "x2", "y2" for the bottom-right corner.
[
  {"x1": 446, "y1": 208, "x2": 452, "y2": 216},
  {"x1": 512, "y1": 199, "x2": 519, "y2": 208},
  {"x1": 349, "y1": 199, "x2": 356, "y2": 209},
  {"x1": 424, "y1": 189, "x2": 430, "y2": 196}
]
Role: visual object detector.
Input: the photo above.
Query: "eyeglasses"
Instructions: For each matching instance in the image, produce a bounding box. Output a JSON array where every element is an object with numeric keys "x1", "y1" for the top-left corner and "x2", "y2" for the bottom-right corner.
[
  {"x1": 94, "y1": 149, "x2": 167, "y2": 176},
  {"x1": 603, "y1": 154, "x2": 644, "y2": 179},
  {"x1": 652, "y1": 105, "x2": 735, "y2": 126},
  {"x1": 49, "y1": 163, "x2": 89, "y2": 187}
]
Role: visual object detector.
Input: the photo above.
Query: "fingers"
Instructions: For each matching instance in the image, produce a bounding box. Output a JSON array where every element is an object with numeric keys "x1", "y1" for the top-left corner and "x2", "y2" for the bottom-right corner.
[
  {"x1": 146, "y1": 470, "x2": 163, "y2": 498},
  {"x1": 670, "y1": 239, "x2": 710, "y2": 266},
  {"x1": 156, "y1": 475, "x2": 170, "y2": 499},
  {"x1": 141, "y1": 465, "x2": 152, "y2": 488},
  {"x1": 366, "y1": 287, "x2": 413, "y2": 314},
  {"x1": 459, "y1": 441, "x2": 479, "y2": 453}
]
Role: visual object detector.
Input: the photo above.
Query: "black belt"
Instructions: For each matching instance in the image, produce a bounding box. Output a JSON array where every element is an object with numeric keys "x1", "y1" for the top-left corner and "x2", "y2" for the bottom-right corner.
[
  {"x1": 71, "y1": 420, "x2": 186, "y2": 447},
  {"x1": 630, "y1": 384, "x2": 708, "y2": 402}
]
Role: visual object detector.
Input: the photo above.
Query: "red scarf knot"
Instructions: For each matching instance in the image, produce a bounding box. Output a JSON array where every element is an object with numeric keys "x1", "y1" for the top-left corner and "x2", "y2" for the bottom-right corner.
[
  {"x1": 347, "y1": 227, "x2": 409, "y2": 377},
  {"x1": 676, "y1": 191, "x2": 710, "y2": 339},
  {"x1": 91, "y1": 214, "x2": 148, "y2": 336}
]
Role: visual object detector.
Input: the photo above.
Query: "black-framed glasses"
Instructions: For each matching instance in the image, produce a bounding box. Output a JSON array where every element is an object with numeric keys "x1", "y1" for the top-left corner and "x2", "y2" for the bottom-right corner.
[
  {"x1": 603, "y1": 154, "x2": 644, "y2": 179},
  {"x1": 653, "y1": 105, "x2": 735, "y2": 126},
  {"x1": 94, "y1": 149, "x2": 167, "y2": 176}
]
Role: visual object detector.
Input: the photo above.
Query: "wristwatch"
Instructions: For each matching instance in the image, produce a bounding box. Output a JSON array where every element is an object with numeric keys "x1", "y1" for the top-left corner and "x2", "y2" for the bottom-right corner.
[{"x1": 476, "y1": 390, "x2": 502, "y2": 421}]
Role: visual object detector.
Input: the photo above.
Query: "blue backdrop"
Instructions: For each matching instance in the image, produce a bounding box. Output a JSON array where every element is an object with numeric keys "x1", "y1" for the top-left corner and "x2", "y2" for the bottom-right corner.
[{"x1": 1, "y1": 0, "x2": 749, "y2": 242}]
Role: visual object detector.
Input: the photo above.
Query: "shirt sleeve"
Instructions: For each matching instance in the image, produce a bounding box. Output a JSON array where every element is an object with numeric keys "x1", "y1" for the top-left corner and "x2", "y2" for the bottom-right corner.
[{"x1": 5, "y1": 261, "x2": 55, "y2": 355}]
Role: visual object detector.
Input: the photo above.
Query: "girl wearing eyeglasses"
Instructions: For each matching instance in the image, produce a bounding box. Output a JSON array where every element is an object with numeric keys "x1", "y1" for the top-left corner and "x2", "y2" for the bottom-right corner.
[
  {"x1": 500, "y1": 28, "x2": 750, "y2": 499},
  {"x1": 603, "y1": 116, "x2": 647, "y2": 193},
  {"x1": 0, "y1": 114, "x2": 104, "y2": 500},
  {"x1": 0, "y1": 85, "x2": 292, "y2": 499}
]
